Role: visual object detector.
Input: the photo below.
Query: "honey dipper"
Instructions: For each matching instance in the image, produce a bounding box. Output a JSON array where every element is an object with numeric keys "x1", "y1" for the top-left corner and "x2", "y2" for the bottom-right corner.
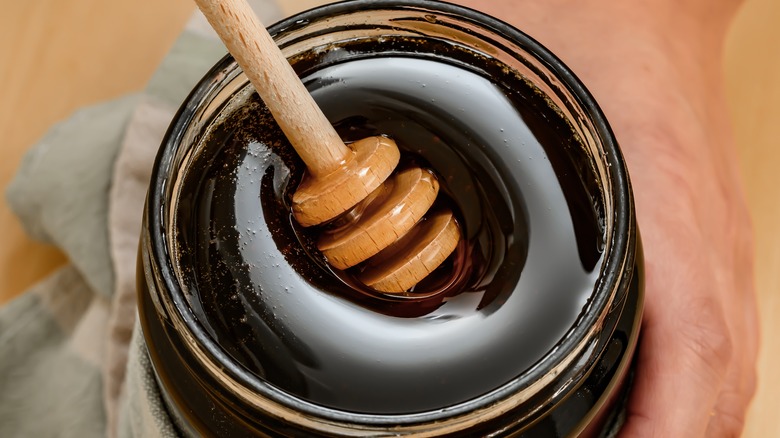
[{"x1": 194, "y1": 0, "x2": 460, "y2": 293}]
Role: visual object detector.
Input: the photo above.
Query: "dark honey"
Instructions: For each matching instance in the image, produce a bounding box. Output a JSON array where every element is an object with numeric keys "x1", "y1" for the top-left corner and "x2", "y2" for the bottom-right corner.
[{"x1": 172, "y1": 48, "x2": 605, "y2": 415}]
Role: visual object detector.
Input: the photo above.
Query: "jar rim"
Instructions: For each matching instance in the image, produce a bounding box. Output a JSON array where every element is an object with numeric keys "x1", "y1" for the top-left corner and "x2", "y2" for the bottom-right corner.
[{"x1": 145, "y1": 0, "x2": 635, "y2": 429}]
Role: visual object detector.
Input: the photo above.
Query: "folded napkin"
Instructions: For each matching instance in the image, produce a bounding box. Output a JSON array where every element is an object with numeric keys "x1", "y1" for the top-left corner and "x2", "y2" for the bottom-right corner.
[{"x1": 1, "y1": 1, "x2": 282, "y2": 436}]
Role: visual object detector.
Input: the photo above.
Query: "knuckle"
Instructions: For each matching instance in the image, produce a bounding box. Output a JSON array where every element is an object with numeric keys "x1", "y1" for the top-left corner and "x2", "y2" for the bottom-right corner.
[
  {"x1": 679, "y1": 296, "x2": 733, "y2": 379},
  {"x1": 708, "y1": 403, "x2": 747, "y2": 438}
]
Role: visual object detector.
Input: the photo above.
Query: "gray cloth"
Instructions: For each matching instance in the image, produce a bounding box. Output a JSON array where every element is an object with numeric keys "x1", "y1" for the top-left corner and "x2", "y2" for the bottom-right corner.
[{"x1": 1, "y1": 2, "x2": 282, "y2": 436}]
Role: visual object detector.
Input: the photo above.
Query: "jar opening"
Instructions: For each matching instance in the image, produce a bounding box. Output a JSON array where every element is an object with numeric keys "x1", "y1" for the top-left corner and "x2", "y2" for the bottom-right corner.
[{"x1": 144, "y1": 0, "x2": 635, "y2": 432}]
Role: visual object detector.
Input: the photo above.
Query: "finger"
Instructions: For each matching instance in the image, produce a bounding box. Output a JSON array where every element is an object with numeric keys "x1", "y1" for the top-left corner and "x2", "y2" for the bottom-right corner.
[
  {"x1": 707, "y1": 322, "x2": 757, "y2": 437},
  {"x1": 707, "y1": 243, "x2": 759, "y2": 437},
  {"x1": 706, "y1": 360, "x2": 757, "y2": 437},
  {"x1": 619, "y1": 256, "x2": 733, "y2": 437}
]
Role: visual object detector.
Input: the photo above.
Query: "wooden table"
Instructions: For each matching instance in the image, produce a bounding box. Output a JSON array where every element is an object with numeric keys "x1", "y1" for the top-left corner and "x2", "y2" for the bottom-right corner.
[{"x1": 1, "y1": 0, "x2": 777, "y2": 435}]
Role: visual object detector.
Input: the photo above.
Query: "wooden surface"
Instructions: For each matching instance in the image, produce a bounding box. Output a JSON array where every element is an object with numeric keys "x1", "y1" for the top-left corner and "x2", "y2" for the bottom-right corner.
[
  {"x1": 0, "y1": 0, "x2": 195, "y2": 300},
  {"x1": 0, "y1": 0, "x2": 777, "y2": 435},
  {"x1": 725, "y1": 0, "x2": 780, "y2": 436}
]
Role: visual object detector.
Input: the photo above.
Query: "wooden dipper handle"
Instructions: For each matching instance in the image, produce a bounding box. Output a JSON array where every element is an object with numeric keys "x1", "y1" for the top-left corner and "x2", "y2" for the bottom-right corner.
[
  {"x1": 192, "y1": 0, "x2": 460, "y2": 295},
  {"x1": 194, "y1": 0, "x2": 400, "y2": 229},
  {"x1": 193, "y1": 0, "x2": 350, "y2": 177}
]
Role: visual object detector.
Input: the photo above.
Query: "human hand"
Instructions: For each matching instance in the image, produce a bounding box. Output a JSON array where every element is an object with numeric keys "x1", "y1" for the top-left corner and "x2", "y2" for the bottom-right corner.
[{"x1": 456, "y1": 1, "x2": 759, "y2": 436}]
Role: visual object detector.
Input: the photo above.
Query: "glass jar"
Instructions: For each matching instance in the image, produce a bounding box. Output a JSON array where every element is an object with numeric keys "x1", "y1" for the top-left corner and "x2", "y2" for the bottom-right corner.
[{"x1": 138, "y1": 1, "x2": 644, "y2": 436}]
